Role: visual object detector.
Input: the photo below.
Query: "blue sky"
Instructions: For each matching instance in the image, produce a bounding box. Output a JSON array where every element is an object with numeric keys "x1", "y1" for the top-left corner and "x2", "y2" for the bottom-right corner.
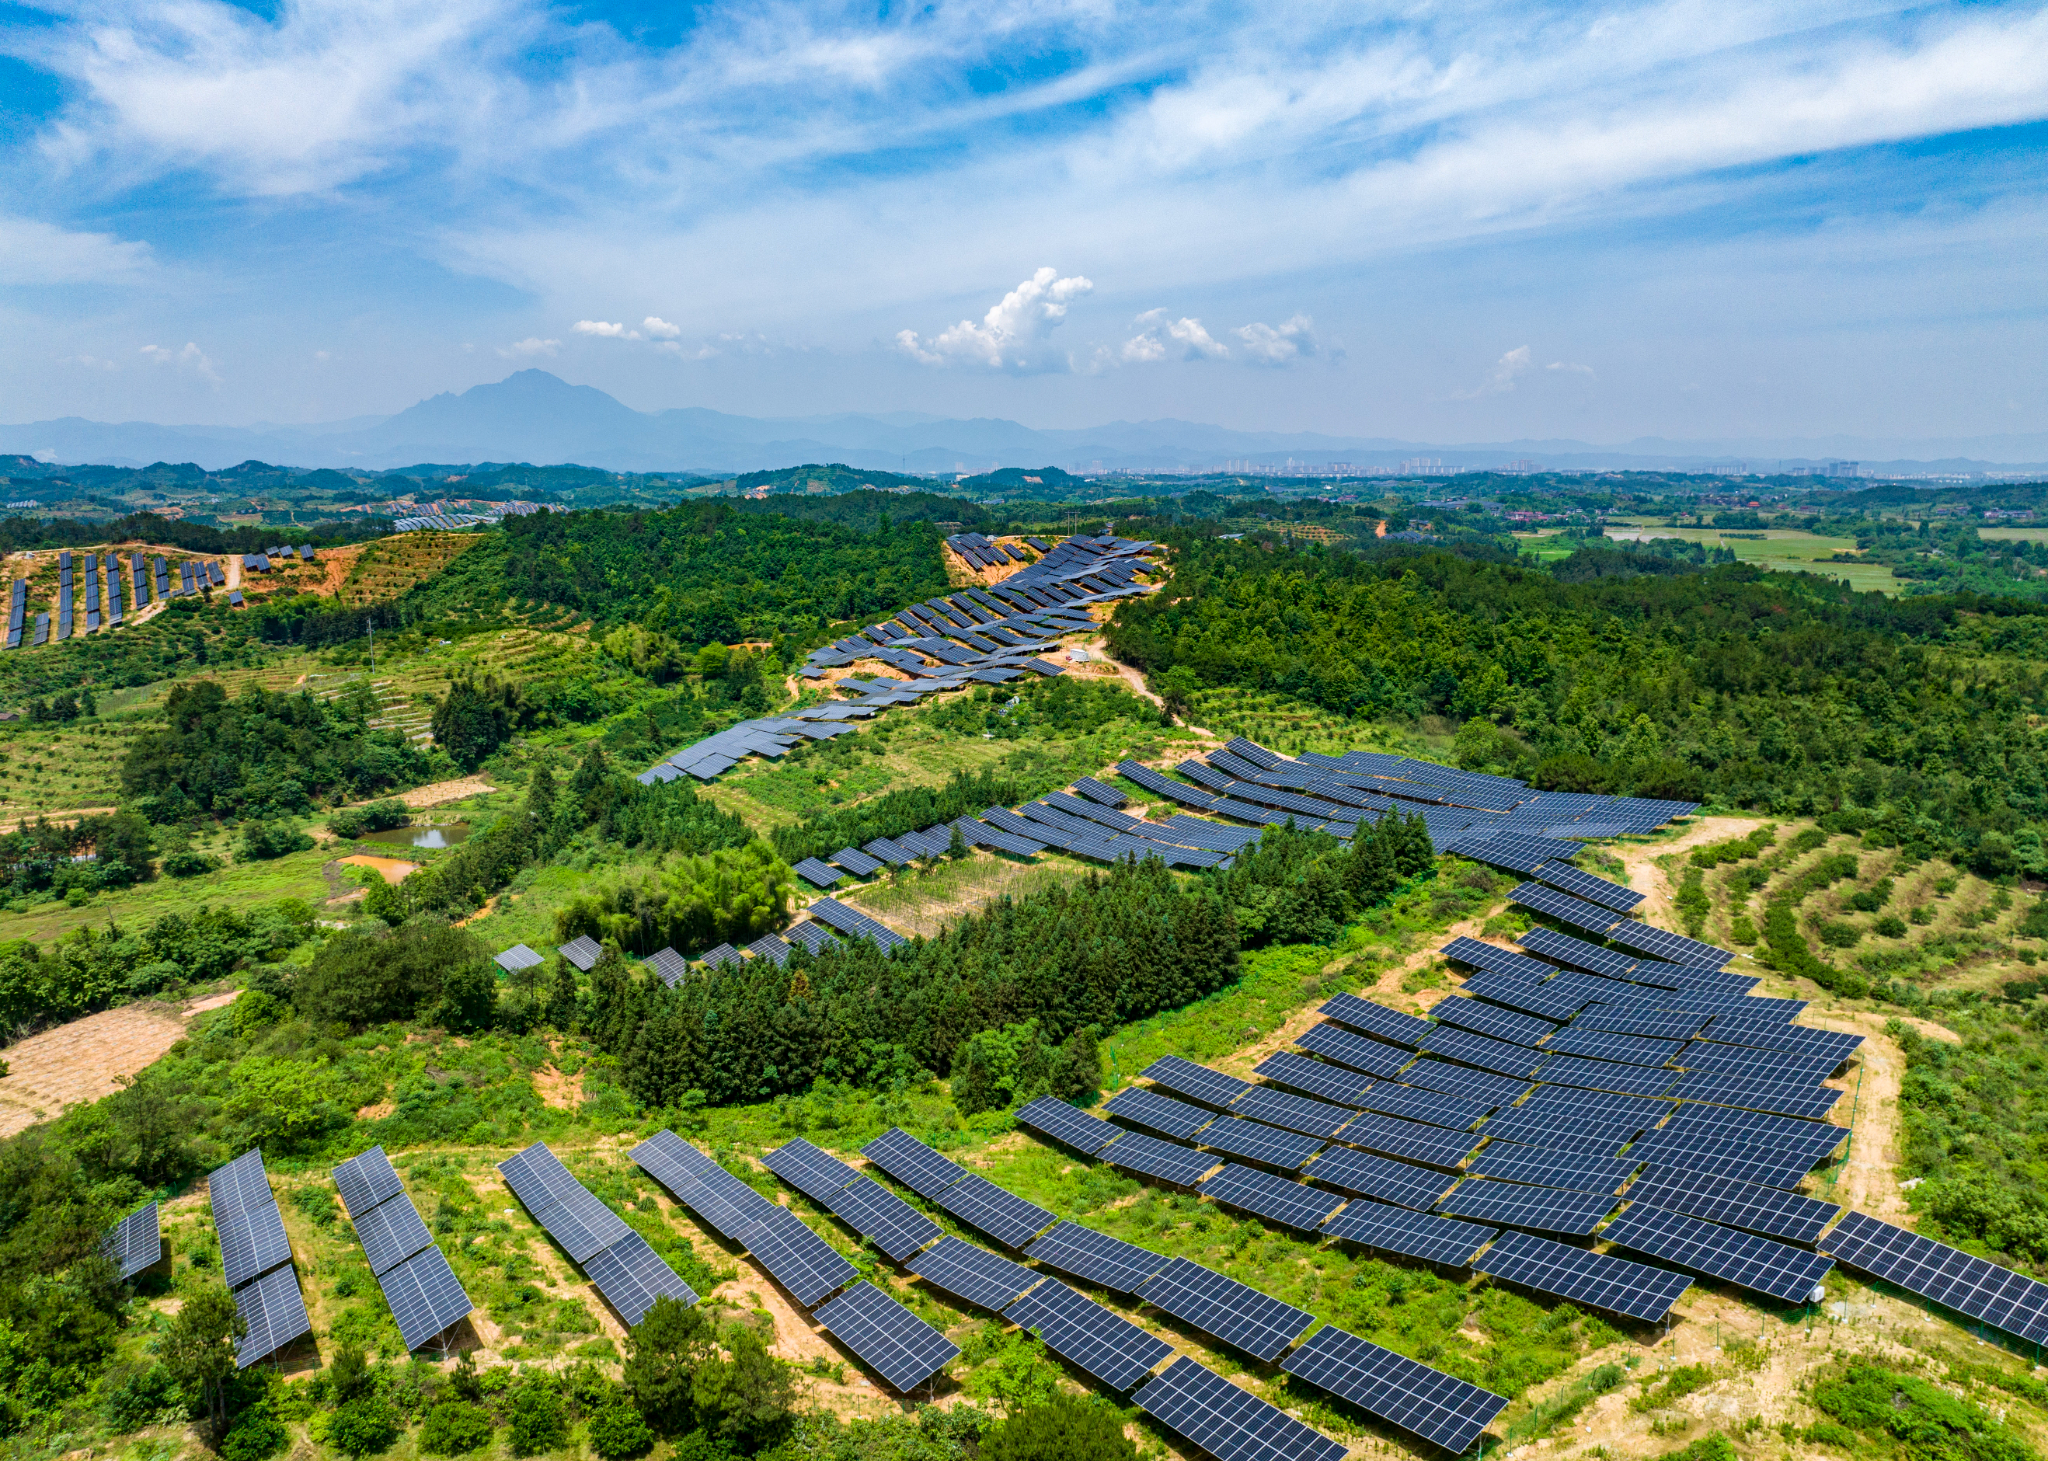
[{"x1": 2, "y1": 0, "x2": 2046, "y2": 442}]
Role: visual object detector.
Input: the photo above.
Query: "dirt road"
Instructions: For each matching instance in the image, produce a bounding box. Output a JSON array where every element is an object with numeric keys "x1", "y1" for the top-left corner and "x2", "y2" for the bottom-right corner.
[{"x1": 1609, "y1": 815, "x2": 1768, "y2": 935}]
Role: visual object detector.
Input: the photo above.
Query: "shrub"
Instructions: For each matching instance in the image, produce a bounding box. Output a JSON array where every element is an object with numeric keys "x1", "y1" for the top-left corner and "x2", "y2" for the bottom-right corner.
[
  {"x1": 419, "y1": 1401, "x2": 495, "y2": 1456},
  {"x1": 1812, "y1": 1362, "x2": 2032, "y2": 1461},
  {"x1": 237, "y1": 821, "x2": 314, "y2": 862},
  {"x1": 587, "y1": 1403, "x2": 654, "y2": 1460},
  {"x1": 102, "y1": 1362, "x2": 183, "y2": 1431},
  {"x1": 221, "y1": 1409, "x2": 290, "y2": 1461},
  {"x1": 507, "y1": 1382, "x2": 567, "y2": 1456},
  {"x1": 1661, "y1": 1435, "x2": 1737, "y2": 1461},
  {"x1": 1875, "y1": 915, "x2": 1907, "y2": 938},
  {"x1": 329, "y1": 1398, "x2": 399, "y2": 1458},
  {"x1": 328, "y1": 800, "x2": 412, "y2": 839},
  {"x1": 982, "y1": 1396, "x2": 1135, "y2": 1461},
  {"x1": 163, "y1": 847, "x2": 223, "y2": 878}
]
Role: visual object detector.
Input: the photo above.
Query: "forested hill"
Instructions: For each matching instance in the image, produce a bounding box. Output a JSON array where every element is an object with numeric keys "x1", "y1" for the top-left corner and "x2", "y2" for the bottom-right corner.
[
  {"x1": 1107, "y1": 538, "x2": 2048, "y2": 875},
  {"x1": 398, "y1": 498, "x2": 956, "y2": 644}
]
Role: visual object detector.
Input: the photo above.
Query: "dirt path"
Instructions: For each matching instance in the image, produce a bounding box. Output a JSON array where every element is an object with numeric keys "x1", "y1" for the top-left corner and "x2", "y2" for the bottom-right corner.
[
  {"x1": 1610, "y1": 815, "x2": 1768, "y2": 935},
  {"x1": 1811, "y1": 1010, "x2": 1955, "y2": 1224},
  {"x1": 0, "y1": 990, "x2": 238, "y2": 1136}
]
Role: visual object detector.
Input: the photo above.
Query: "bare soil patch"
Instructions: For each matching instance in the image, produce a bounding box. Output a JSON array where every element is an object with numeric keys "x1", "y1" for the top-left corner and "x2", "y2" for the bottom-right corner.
[
  {"x1": 1616, "y1": 815, "x2": 1770, "y2": 932},
  {"x1": 339, "y1": 853, "x2": 417, "y2": 883},
  {"x1": 0, "y1": 990, "x2": 238, "y2": 1136},
  {"x1": 533, "y1": 1064, "x2": 584, "y2": 1111},
  {"x1": 394, "y1": 777, "x2": 495, "y2": 808}
]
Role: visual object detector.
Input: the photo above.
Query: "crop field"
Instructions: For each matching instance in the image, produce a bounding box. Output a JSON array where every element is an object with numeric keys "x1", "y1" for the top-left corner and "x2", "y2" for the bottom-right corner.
[{"x1": 1602, "y1": 526, "x2": 1904, "y2": 593}]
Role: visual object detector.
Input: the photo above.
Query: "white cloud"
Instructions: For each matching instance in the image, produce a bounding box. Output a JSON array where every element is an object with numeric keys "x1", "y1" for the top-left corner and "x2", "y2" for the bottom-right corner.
[
  {"x1": 897, "y1": 267, "x2": 1094, "y2": 371},
  {"x1": 497, "y1": 336, "x2": 560, "y2": 357},
  {"x1": 65, "y1": 354, "x2": 119, "y2": 372},
  {"x1": 641, "y1": 316, "x2": 682, "y2": 338},
  {"x1": 1459, "y1": 345, "x2": 1532, "y2": 397},
  {"x1": 1547, "y1": 360, "x2": 1594, "y2": 377},
  {"x1": 0, "y1": 216, "x2": 152, "y2": 284},
  {"x1": 139, "y1": 341, "x2": 220, "y2": 384},
  {"x1": 1234, "y1": 315, "x2": 1316, "y2": 366},
  {"x1": 1122, "y1": 309, "x2": 1229, "y2": 364},
  {"x1": 573, "y1": 319, "x2": 631, "y2": 337}
]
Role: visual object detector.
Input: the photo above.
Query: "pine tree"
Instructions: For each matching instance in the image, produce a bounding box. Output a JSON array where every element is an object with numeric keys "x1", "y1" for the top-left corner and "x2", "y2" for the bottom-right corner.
[{"x1": 546, "y1": 959, "x2": 582, "y2": 1031}]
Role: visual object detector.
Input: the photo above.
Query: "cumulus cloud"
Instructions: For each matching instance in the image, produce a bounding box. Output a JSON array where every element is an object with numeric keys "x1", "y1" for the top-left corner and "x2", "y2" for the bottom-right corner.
[
  {"x1": 1122, "y1": 309, "x2": 1229, "y2": 364},
  {"x1": 573, "y1": 319, "x2": 631, "y2": 337},
  {"x1": 642, "y1": 317, "x2": 682, "y2": 338},
  {"x1": 498, "y1": 336, "x2": 560, "y2": 357},
  {"x1": 1461, "y1": 345, "x2": 1533, "y2": 397},
  {"x1": 898, "y1": 267, "x2": 1094, "y2": 371},
  {"x1": 139, "y1": 341, "x2": 220, "y2": 383},
  {"x1": 1234, "y1": 314, "x2": 1316, "y2": 366}
]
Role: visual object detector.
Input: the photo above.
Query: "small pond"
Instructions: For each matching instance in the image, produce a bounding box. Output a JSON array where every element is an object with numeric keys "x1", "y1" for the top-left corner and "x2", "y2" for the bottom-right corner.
[{"x1": 360, "y1": 822, "x2": 472, "y2": 850}]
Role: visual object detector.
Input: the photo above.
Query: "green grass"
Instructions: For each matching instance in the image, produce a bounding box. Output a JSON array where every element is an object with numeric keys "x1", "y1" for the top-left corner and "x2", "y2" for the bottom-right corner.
[{"x1": 1603, "y1": 526, "x2": 1904, "y2": 594}]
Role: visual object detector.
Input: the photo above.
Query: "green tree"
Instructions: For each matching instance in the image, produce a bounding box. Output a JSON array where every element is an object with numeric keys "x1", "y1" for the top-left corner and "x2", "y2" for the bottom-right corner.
[
  {"x1": 982, "y1": 1396, "x2": 1135, "y2": 1461},
  {"x1": 507, "y1": 1378, "x2": 567, "y2": 1456},
  {"x1": 546, "y1": 960, "x2": 582, "y2": 1032},
  {"x1": 691, "y1": 1327, "x2": 797, "y2": 1451},
  {"x1": 161, "y1": 1282, "x2": 245, "y2": 1430},
  {"x1": 1152, "y1": 665, "x2": 1201, "y2": 723},
  {"x1": 587, "y1": 1402, "x2": 654, "y2": 1459},
  {"x1": 435, "y1": 959, "x2": 499, "y2": 1032},
  {"x1": 419, "y1": 1401, "x2": 495, "y2": 1456},
  {"x1": 431, "y1": 676, "x2": 519, "y2": 772},
  {"x1": 623, "y1": 1296, "x2": 712, "y2": 1434}
]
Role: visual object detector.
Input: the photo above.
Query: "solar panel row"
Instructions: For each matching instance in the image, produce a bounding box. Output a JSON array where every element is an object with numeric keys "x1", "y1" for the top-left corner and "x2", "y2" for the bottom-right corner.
[{"x1": 499, "y1": 1143, "x2": 697, "y2": 1326}]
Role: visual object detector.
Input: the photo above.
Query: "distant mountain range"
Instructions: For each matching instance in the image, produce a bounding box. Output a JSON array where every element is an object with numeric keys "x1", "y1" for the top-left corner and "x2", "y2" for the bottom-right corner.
[{"x1": 5, "y1": 370, "x2": 2045, "y2": 476}]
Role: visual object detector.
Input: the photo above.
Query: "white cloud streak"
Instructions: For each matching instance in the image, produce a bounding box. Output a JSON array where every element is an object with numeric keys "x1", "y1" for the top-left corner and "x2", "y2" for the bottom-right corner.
[
  {"x1": 0, "y1": 215, "x2": 152, "y2": 284},
  {"x1": 140, "y1": 341, "x2": 220, "y2": 383}
]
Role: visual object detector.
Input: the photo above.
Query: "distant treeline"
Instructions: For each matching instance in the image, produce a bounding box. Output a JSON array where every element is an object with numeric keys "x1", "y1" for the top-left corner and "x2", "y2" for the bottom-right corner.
[{"x1": 0, "y1": 510, "x2": 391, "y2": 557}]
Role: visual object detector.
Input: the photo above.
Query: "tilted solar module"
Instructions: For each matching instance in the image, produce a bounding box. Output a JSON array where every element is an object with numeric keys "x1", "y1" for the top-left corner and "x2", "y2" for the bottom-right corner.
[
  {"x1": 377, "y1": 1243, "x2": 474, "y2": 1349},
  {"x1": 1194, "y1": 1114, "x2": 1324, "y2": 1172},
  {"x1": 1419, "y1": 1025, "x2": 1550, "y2": 1079},
  {"x1": 1134, "y1": 1357, "x2": 1347, "y2": 1461},
  {"x1": 1319, "y1": 992, "x2": 1432, "y2": 1046},
  {"x1": 905, "y1": 1235, "x2": 1040, "y2": 1313},
  {"x1": 1458, "y1": 970, "x2": 1596, "y2": 1022},
  {"x1": 1302, "y1": 1146, "x2": 1454, "y2": 1210},
  {"x1": 498, "y1": 1144, "x2": 634, "y2": 1262},
  {"x1": 1353, "y1": 1080, "x2": 1489, "y2": 1131},
  {"x1": 1602, "y1": 919, "x2": 1734, "y2": 969},
  {"x1": 1105, "y1": 1085, "x2": 1215, "y2": 1140},
  {"x1": 1698, "y1": 1023, "x2": 1866, "y2": 1064},
  {"x1": 1231, "y1": 1085, "x2": 1357, "y2": 1140},
  {"x1": 1465, "y1": 1146, "x2": 1640, "y2": 1194},
  {"x1": 1294, "y1": 1022, "x2": 1415, "y2": 1078},
  {"x1": 1016, "y1": 1097, "x2": 1124, "y2": 1154},
  {"x1": 1137, "y1": 1257, "x2": 1316, "y2": 1362},
  {"x1": 1444, "y1": 832, "x2": 1583, "y2": 875},
  {"x1": 1533, "y1": 863, "x2": 1645, "y2": 912},
  {"x1": 1255, "y1": 1050, "x2": 1375, "y2": 1106},
  {"x1": 1623, "y1": 1169, "x2": 1841, "y2": 1245},
  {"x1": 1532, "y1": 1054, "x2": 1681, "y2": 1099},
  {"x1": 928, "y1": 1175, "x2": 1058, "y2": 1250},
  {"x1": 1201, "y1": 1164, "x2": 1348, "y2": 1232},
  {"x1": 1540, "y1": 1028, "x2": 1685, "y2": 1067},
  {"x1": 1517, "y1": 925, "x2": 1639, "y2": 979},
  {"x1": 213, "y1": 1156, "x2": 294, "y2": 1288},
  {"x1": 1395, "y1": 1059, "x2": 1532, "y2": 1109},
  {"x1": 1107, "y1": 1130, "x2": 1224, "y2": 1186},
  {"x1": 1440, "y1": 936, "x2": 1577, "y2": 989},
  {"x1": 233, "y1": 1263, "x2": 313, "y2": 1368},
  {"x1": 352, "y1": 1194, "x2": 434, "y2": 1276},
  {"x1": 861, "y1": 1128, "x2": 967, "y2": 1199},
  {"x1": 831, "y1": 846, "x2": 884, "y2": 877},
  {"x1": 1577, "y1": 1008, "x2": 1709, "y2": 1041},
  {"x1": 1818, "y1": 1212, "x2": 2048, "y2": 1345},
  {"x1": 814, "y1": 1281, "x2": 959, "y2": 1392},
  {"x1": 1601, "y1": 1204, "x2": 1833, "y2": 1305},
  {"x1": 1283, "y1": 1324, "x2": 1510, "y2": 1454},
  {"x1": 1024, "y1": 1221, "x2": 1171, "y2": 1295},
  {"x1": 1623, "y1": 1132, "x2": 1819, "y2": 1190},
  {"x1": 1005, "y1": 1278, "x2": 1173, "y2": 1392},
  {"x1": 737, "y1": 1207, "x2": 860, "y2": 1308},
  {"x1": 1330, "y1": 1110, "x2": 1482, "y2": 1169},
  {"x1": 1701, "y1": 1000, "x2": 1807, "y2": 1030},
  {"x1": 1431, "y1": 995, "x2": 1559, "y2": 1048},
  {"x1": 1437, "y1": 1178, "x2": 1617, "y2": 1237},
  {"x1": 1320, "y1": 1202, "x2": 1497, "y2": 1266},
  {"x1": 1510, "y1": 881, "x2": 1623, "y2": 938},
  {"x1": 762, "y1": 1138, "x2": 863, "y2": 1203},
  {"x1": 1477, "y1": 1228, "x2": 1694, "y2": 1322},
  {"x1": 584, "y1": 1231, "x2": 698, "y2": 1326},
  {"x1": 793, "y1": 857, "x2": 844, "y2": 888},
  {"x1": 1141, "y1": 1055, "x2": 1254, "y2": 1109},
  {"x1": 823, "y1": 1178, "x2": 944, "y2": 1261},
  {"x1": 1669, "y1": 1073, "x2": 1843, "y2": 1121},
  {"x1": 1654, "y1": 1107, "x2": 1848, "y2": 1159},
  {"x1": 102, "y1": 1202, "x2": 162, "y2": 1280}
]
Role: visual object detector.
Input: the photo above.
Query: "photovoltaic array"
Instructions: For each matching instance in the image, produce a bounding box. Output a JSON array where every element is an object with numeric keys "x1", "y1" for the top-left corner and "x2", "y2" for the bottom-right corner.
[
  {"x1": 208, "y1": 1151, "x2": 312, "y2": 1368},
  {"x1": 812, "y1": 1282, "x2": 961, "y2": 1392},
  {"x1": 1283, "y1": 1325, "x2": 1509, "y2": 1454},
  {"x1": 101, "y1": 1202, "x2": 162, "y2": 1280},
  {"x1": 331, "y1": 1145, "x2": 475, "y2": 1347},
  {"x1": 499, "y1": 1143, "x2": 697, "y2": 1326},
  {"x1": 1134, "y1": 1357, "x2": 1348, "y2": 1461}
]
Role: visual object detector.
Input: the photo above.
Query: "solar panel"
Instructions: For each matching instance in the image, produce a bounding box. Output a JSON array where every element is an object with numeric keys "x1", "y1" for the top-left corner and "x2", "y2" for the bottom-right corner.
[
  {"x1": 1517, "y1": 925, "x2": 1637, "y2": 979},
  {"x1": 1465, "y1": 1146, "x2": 1639, "y2": 1194},
  {"x1": 102, "y1": 1202, "x2": 162, "y2": 1280},
  {"x1": 1576, "y1": 1008, "x2": 1708, "y2": 1041},
  {"x1": 1624, "y1": 1169, "x2": 1840, "y2": 1244},
  {"x1": 1602, "y1": 1204, "x2": 1833, "y2": 1305},
  {"x1": 1437, "y1": 1179, "x2": 1616, "y2": 1236},
  {"x1": 905, "y1": 1235, "x2": 1038, "y2": 1312},
  {"x1": 1819, "y1": 1212, "x2": 2048, "y2": 1345},
  {"x1": 832, "y1": 846, "x2": 884, "y2": 877},
  {"x1": 1283, "y1": 1324, "x2": 1509, "y2": 1454},
  {"x1": 1532, "y1": 1054, "x2": 1681, "y2": 1098},
  {"x1": 737, "y1": 1207, "x2": 860, "y2": 1308},
  {"x1": 1441, "y1": 936, "x2": 1580, "y2": 986},
  {"x1": 1024, "y1": 1220, "x2": 1170, "y2": 1295},
  {"x1": 1105, "y1": 1085, "x2": 1215, "y2": 1140},
  {"x1": 1254, "y1": 1051, "x2": 1375, "y2": 1106},
  {"x1": 1134, "y1": 1357, "x2": 1347, "y2": 1461},
  {"x1": 1420, "y1": 1025, "x2": 1550, "y2": 1079},
  {"x1": 1319, "y1": 993, "x2": 1431, "y2": 1047},
  {"x1": 1541, "y1": 1028, "x2": 1684, "y2": 1067},
  {"x1": 1698, "y1": 1023, "x2": 1866, "y2": 1063},
  {"x1": 1458, "y1": 970, "x2": 1594, "y2": 1022},
  {"x1": 1624, "y1": 1132, "x2": 1818, "y2": 1190},
  {"x1": 1294, "y1": 1022, "x2": 1414, "y2": 1078},
  {"x1": 813, "y1": 1281, "x2": 959, "y2": 1392},
  {"x1": 1534, "y1": 863, "x2": 1644, "y2": 912},
  {"x1": 822, "y1": 1177, "x2": 943, "y2": 1260},
  {"x1": 1655, "y1": 1107, "x2": 1848, "y2": 1159},
  {"x1": 1353, "y1": 1081, "x2": 1488, "y2": 1131},
  {"x1": 1670, "y1": 1073, "x2": 1843, "y2": 1121},
  {"x1": 861, "y1": 1128, "x2": 967, "y2": 1199},
  {"x1": 215, "y1": 1188, "x2": 293, "y2": 1289},
  {"x1": 1302, "y1": 1146, "x2": 1454, "y2": 1210},
  {"x1": 1137, "y1": 1257, "x2": 1315, "y2": 1362},
  {"x1": 333, "y1": 1146, "x2": 407, "y2": 1217},
  {"x1": 1509, "y1": 881, "x2": 1622, "y2": 938},
  {"x1": 1321, "y1": 1200, "x2": 1496, "y2": 1265},
  {"x1": 1394, "y1": 1059, "x2": 1531, "y2": 1110},
  {"x1": 1231, "y1": 1085, "x2": 1356, "y2": 1140},
  {"x1": 1106, "y1": 1130, "x2": 1222, "y2": 1186},
  {"x1": 1431, "y1": 995, "x2": 1558, "y2": 1048},
  {"x1": 1016, "y1": 1097, "x2": 1124, "y2": 1154},
  {"x1": 1330, "y1": 1110, "x2": 1480, "y2": 1169},
  {"x1": 353, "y1": 1193, "x2": 435, "y2": 1276},
  {"x1": 1445, "y1": 832, "x2": 1583, "y2": 875},
  {"x1": 1478, "y1": 1228, "x2": 1693, "y2": 1322},
  {"x1": 1201, "y1": 1163, "x2": 1348, "y2": 1232},
  {"x1": 929, "y1": 1174, "x2": 1058, "y2": 1250},
  {"x1": 233, "y1": 1263, "x2": 312, "y2": 1368},
  {"x1": 1141, "y1": 1055, "x2": 1252, "y2": 1109},
  {"x1": 793, "y1": 857, "x2": 844, "y2": 888},
  {"x1": 1005, "y1": 1278, "x2": 1173, "y2": 1392},
  {"x1": 1603, "y1": 919, "x2": 1733, "y2": 969},
  {"x1": 584, "y1": 1231, "x2": 699, "y2": 1326},
  {"x1": 762, "y1": 1139, "x2": 862, "y2": 1203}
]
